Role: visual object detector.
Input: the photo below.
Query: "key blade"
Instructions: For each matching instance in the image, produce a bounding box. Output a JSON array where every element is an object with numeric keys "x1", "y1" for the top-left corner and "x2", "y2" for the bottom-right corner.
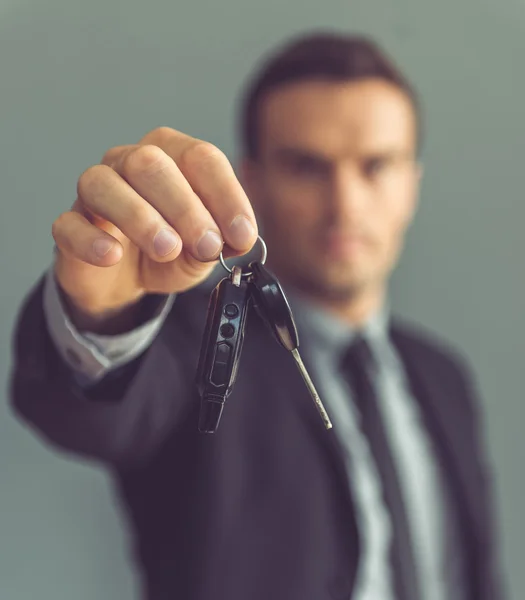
[{"x1": 291, "y1": 349, "x2": 333, "y2": 430}]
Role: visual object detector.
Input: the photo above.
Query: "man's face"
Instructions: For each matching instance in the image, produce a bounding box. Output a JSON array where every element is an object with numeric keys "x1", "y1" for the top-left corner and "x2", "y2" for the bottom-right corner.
[{"x1": 241, "y1": 78, "x2": 421, "y2": 303}]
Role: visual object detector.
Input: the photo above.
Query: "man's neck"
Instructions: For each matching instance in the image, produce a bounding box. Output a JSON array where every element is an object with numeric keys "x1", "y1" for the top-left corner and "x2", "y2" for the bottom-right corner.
[
  {"x1": 311, "y1": 289, "x2": 386, "y2": 327},
  {"x1": 283, "y1": 280, "x2": 387, "y2": 328}
]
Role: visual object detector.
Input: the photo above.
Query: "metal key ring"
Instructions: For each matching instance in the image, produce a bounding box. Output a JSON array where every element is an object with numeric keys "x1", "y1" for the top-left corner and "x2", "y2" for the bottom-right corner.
[{"x1": 219, "y1": 235, "x2": 267, "y2": 278}]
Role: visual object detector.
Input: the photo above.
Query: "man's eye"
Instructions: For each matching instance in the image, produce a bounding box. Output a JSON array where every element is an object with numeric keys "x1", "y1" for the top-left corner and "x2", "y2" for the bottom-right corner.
[
  {"x1": 363, "y1": 158, "x2": 389, "y2": 178},
  {"x1": 286, "y1": 158, "x2": 327, "y2": 176}
]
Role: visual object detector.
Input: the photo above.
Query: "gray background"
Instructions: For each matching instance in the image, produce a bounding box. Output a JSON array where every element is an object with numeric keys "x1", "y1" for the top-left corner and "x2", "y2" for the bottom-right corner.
[{"x1": 0, "y1": 0, "x2": 522, "y2": 598}]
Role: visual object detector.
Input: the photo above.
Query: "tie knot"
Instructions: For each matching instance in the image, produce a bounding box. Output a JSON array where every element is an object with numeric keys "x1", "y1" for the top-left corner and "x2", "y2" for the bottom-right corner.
[
  {"x1": 341, "y1": 334, "x2": 375, "y2": 372},
  {"x1": 340, "y1": 335, "x2": 377, "y2": 399}
]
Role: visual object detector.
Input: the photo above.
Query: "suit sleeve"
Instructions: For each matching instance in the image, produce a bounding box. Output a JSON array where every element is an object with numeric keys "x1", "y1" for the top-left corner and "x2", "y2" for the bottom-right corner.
[
  {"x1": 8, "y1": 273, "x2": 195, "y2": 471},
  {"x1": 42, "y1": 265, "x2": 176, "y2": 384}
]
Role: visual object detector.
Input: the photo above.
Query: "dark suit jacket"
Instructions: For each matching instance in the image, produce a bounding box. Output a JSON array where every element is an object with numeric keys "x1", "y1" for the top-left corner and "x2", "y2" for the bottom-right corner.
[{"x1": 9, "y1": 276, "x2": 506, "y2": 600}]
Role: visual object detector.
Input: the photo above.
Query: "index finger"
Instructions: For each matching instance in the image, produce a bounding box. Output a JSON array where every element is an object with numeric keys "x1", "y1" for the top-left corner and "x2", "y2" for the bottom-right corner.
[{"x1": 140, "y1": 128, "x2": 258, "y2": 256}]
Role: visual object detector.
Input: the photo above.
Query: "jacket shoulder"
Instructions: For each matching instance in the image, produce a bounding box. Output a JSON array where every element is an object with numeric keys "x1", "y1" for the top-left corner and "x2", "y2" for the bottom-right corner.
[
  {"x1": 390, "y1": 317, "x2": 486, "y2": 425},
  {"x1": 390, "y1": 316, "x2": 472, "y2": 377}
]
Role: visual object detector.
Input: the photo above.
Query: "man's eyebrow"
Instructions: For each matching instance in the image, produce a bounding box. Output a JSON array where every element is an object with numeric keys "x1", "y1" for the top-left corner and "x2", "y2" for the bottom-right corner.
[
  {"x1": 272, "y1": 146, "x2": 413, "y2": 160},
  {"x1": 271, "y1": 146, "x2": 332, "y2": 163},
  {"x1": 360, "y1": 149, "x2": 413, "y2": 161}
]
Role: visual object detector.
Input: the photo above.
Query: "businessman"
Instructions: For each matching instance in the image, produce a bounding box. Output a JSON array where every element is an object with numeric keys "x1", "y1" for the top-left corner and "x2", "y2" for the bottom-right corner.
[{"x1": 9, "y1": 32, "x2": 505, "y2": 599}]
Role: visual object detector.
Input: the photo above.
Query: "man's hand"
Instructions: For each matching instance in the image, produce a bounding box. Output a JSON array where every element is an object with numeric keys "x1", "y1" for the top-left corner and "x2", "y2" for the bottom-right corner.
[{"x1": 51, "y1": 127, "x2": 258, "y2": 329}]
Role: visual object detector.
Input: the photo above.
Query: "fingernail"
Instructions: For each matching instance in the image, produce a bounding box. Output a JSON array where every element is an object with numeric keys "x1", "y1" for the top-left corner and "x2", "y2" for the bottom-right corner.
[
  {"x1": 196, "y1": 230, "x2": 223, "y2": 260},
  {"x1": 154, "y1": 229, "x2": 180, "y2": 256},
  {"x1": 93, "y1": 238, "x2": 114, "y2": 258},
  {"x1": 229, "y1": 215, "x2": 256, "y2": 250}
]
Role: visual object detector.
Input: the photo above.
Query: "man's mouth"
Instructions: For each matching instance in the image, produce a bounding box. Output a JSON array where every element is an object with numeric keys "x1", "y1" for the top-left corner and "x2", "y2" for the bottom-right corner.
[{"x1": 317, "y1": 231, "x2": 369, "y2": 260}]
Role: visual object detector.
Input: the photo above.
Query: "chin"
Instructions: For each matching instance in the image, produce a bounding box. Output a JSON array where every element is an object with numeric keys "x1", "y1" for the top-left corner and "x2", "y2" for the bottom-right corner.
[
  {"x1": 288, "y1": 269, "x2": 368, "y2": 303},
  {"x1": 274, "y1": 251, "x2": 376, "y2": 297},
  {"x1": 322, "y1": 278, "x2": 368, "y2": 299}
]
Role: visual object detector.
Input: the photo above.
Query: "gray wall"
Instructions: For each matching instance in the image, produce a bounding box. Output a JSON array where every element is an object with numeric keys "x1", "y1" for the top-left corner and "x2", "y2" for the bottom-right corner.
[{"x1": 1, "y1": 0, "x2": 522, "y2": 598}]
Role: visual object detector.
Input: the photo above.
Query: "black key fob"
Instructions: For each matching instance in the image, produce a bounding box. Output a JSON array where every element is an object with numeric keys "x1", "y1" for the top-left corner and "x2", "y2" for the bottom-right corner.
[
  {"x1": 249, "y1": 260, "x2": 333, "y2": 430},
  {"x1": 196, "y1": 267, "x2": 250, "y2": 433},
  {"x1": 249, "y1": 261, "x2": 299, "y2": 352}
]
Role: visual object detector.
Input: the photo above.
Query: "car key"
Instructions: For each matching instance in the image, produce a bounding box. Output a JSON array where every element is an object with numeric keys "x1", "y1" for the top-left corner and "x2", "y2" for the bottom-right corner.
[
  {"x1": 249, "y1": 260, "x2": 333, "y2": 430},
  {"x1": 196, "y1": 265, "x2": 250, "y2": 433}
]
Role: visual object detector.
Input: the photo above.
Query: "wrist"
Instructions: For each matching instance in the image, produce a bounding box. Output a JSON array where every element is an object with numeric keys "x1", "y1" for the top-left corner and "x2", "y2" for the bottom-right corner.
[{"x1": 57, "y1": 287, "x2": 147, "y2": 335}]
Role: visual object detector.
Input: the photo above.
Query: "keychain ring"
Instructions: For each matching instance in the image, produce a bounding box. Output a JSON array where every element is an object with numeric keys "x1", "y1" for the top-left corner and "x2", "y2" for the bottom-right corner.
[{"x1": 219, "y1": 234, "x2": 267, "y2": 277}]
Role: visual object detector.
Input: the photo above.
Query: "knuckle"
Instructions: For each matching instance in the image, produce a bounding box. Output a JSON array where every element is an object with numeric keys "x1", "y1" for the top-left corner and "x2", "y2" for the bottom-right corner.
[
  {"x1": 51, "y1": 213, "x2": 73, "y2": 247},
  {"x1": 100, "y1": 149, "x2": 114, "y2": 165},
  {"x1": 77, "y1": 164, "x2": 110, "y2": 198},
  {"x1": 180, "y1": 141, "x2": 225, "y2": 174},
  {"x1": 139, "y1": 126, "x2": 177, "y2": 146},
  {"x1": 101, "y1": 146, "x2": 126, "y2": 166},
  {"x1": 122, "y1": 145, "x2": 168, "y2": 177},
  {"x1": 51, "y1": 216, "x2": 63, "y2": 240},
  {"x1": 151, "y1": 126, "x2": 175, "y2": 139}
]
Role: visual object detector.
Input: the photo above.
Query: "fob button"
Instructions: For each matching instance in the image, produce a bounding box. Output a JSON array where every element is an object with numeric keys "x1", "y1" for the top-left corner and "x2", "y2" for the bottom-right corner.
[
  {"x1": 220, "y1": 323, "x2": 235, "y2": 339},
  {"x1": 211, "y1": 342, "x2": 232, "y2": 386},
  {"x1": 224, "y1": 303, "x2": 239, "y2": 318}
]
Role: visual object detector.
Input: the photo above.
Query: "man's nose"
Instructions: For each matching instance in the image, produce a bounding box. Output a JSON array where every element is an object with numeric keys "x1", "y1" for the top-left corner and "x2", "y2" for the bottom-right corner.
[{"x1": 326, "y1": 166, "x2": 369, "y2": 219}]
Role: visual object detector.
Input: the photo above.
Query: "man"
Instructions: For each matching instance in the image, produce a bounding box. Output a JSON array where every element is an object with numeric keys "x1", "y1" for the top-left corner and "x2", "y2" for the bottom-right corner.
[{"x1": 9, "y1": 32, "x2": 505, "y2": 599}]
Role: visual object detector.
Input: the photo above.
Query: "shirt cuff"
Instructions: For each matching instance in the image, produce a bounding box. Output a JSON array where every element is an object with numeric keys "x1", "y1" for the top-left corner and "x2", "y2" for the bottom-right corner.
[{"x1": 42, "y1": 266, "x2": 176, "y2": 383}]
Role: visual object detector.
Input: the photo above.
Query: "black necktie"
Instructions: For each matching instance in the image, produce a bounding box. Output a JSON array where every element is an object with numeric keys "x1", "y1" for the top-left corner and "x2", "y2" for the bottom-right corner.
[{"x1": 341, "y1": 335, "x2": 421, "y2": 600}]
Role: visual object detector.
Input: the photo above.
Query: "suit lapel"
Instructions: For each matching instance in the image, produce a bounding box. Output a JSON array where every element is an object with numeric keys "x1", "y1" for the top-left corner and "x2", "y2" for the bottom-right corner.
[
  {"x1": 241, "y1": 308, "x2": 363, "y2": 590},
  {"x1": 389, "y1": 323, "x2": 478, "y2": 593}
]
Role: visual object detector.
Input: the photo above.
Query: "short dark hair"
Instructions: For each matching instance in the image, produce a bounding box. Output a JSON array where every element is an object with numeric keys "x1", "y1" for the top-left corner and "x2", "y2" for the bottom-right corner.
[{"x1": 238, "y1": 31, "x2": 422, "y2": 159}]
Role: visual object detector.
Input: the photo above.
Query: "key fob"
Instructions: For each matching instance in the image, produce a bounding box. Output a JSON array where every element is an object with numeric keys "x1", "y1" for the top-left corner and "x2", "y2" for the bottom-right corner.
[
  {"x1": 196, "y1": 269, "x2": 250, "y2": 433},
  {"x1": 249, "y1": 260, "x2": 333, "y2": 430},
  {"x1": 249, "y1": 261, "x2": 299, "y2": 352}
]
